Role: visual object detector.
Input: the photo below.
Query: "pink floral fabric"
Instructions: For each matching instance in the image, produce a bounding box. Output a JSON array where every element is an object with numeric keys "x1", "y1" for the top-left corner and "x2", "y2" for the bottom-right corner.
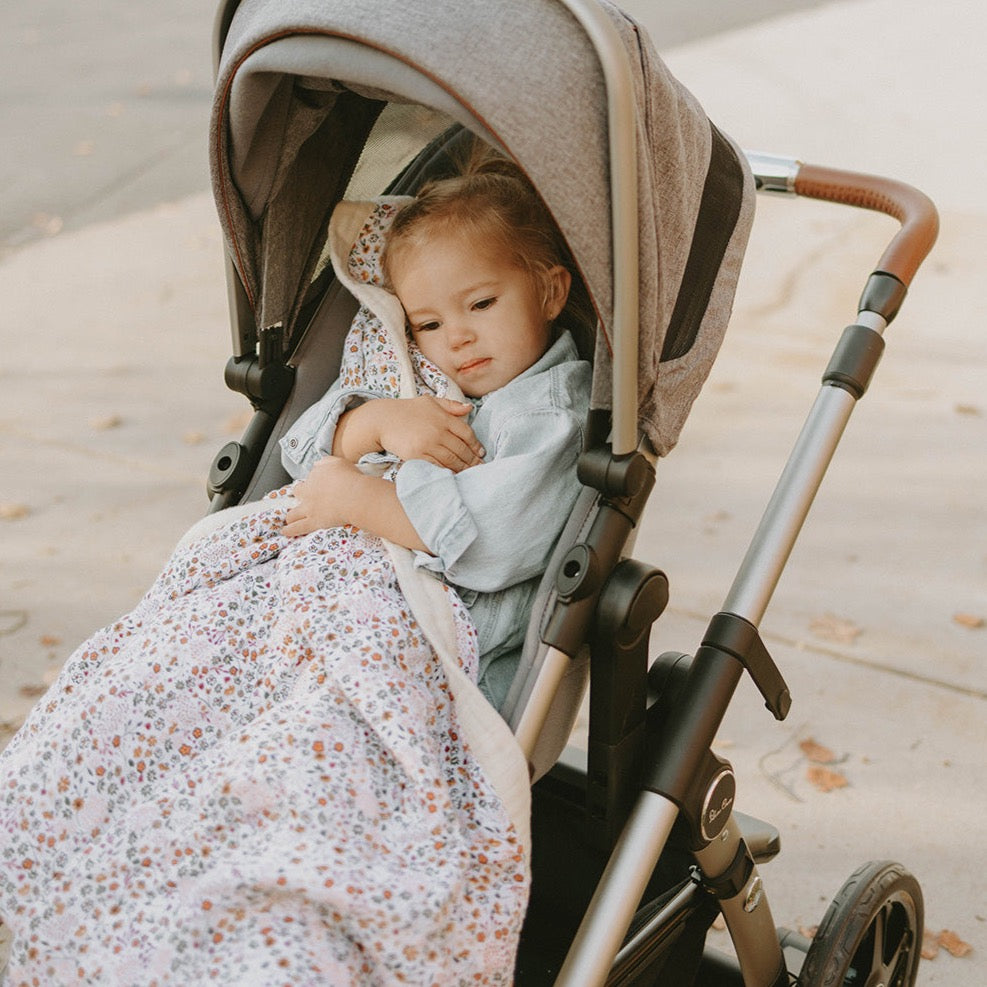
[
  {"x1": 0, "y1": 202, "x2": 528, "y2": 984},
  {"x1": 336, "y1": 199, "x2": 450, "y2": 403}
]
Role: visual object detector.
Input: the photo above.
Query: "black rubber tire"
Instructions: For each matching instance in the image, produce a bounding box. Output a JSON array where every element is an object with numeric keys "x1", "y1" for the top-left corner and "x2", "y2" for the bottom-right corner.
[{"x1": 799, "y1": 860, "x2": 923, "y2": 987}]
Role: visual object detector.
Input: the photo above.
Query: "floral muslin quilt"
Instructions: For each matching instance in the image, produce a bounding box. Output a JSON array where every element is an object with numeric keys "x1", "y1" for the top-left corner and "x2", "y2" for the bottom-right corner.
[{"x1": 0, "y1": 200, "x2": 530, "y2": 985}]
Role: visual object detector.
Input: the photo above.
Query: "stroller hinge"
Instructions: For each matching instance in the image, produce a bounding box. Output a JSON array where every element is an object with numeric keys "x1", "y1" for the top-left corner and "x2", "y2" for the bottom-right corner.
[
  {"x1": 223, "y1": 323, "x2": 295, "y2": 411},
  {"x1": 641, "y1": 616, "x2": 787, "y2": 843},
  {"x1": 576, "y1": 444, "x2": 654, "y2": 504},
  {"x1": 587, "y1": 559, "x2": 669, "y2": 847},
  {"x1": 542, "y1": 446, "x2": 656, "y2": 657},
  {"x1": 208, "y1": 324, "x2": 296, "y2": 510}
]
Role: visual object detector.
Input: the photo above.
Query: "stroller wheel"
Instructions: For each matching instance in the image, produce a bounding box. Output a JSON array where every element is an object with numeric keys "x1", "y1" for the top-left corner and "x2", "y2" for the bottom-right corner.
[{"x1": 798, "y1": 860, "x2": 922, "y2": 986}]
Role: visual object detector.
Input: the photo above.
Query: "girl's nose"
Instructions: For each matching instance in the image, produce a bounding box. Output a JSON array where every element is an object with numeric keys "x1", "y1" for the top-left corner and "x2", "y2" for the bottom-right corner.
[{"x1": 448, "y1": 322, "x2": 475, "y2": 348}]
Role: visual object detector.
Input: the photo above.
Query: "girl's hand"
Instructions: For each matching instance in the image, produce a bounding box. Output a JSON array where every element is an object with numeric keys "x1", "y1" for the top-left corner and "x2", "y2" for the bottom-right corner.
[
  {"x1": 335, "y1": 396, "x2": 485, "y2": 471},
  {"x1": 281, "y1": 456, "x2": 429, "y2": 552},
  {"x1": 282, "y1": 456, "x2": 359, "y2": 537}
]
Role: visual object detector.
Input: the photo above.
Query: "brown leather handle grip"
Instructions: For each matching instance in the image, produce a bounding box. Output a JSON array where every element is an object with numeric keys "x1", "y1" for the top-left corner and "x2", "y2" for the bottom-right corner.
[{"x1": 795, "y1": 163, "x2": 939, "y2": 287}]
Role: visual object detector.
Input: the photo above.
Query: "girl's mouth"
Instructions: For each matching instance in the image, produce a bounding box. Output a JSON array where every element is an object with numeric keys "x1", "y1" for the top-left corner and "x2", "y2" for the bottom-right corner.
[{"x1": 458, "y1": 358, "x2": 491, "y2": 374}]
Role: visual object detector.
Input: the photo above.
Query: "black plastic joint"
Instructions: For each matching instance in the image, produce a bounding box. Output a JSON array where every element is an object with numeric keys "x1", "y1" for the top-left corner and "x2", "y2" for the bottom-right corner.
[
  {"x1": 703, "y1": 613, "x2": 791, "y2": 721},
  {"x1": 702, "y1": 839, "x2": 754, "y2": 900},
  {"x1": 822, "y1": 323, "x2": 885, "y2": 399},
  {"x1": 555, "y1": 543, "x2": 602, "y2": 601},
  {"x1": 224, "y1": 354, "x2": 295, "y2": 409},
  {"x1": 207, "y1": 440, "x2": 254, "y2": 499},
  {"x1": 858, "y1": 271, "x2": 907, "y2": 324},
  {"x1": 576, "y1": 447, "x2": 653, "y2": 501}
]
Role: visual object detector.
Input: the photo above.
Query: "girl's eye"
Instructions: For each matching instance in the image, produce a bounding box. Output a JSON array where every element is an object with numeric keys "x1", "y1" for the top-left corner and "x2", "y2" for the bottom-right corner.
[
  {"x1": 472, "y1": 297, "x2": 496, "y2": 311},
  {"x1": 414, "y1": 321, "x2": 441, "y2": 333}
]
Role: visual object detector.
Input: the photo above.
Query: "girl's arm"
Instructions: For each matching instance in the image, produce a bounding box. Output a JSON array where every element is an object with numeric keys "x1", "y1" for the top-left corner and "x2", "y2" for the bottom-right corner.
[
  {"x1": 282, "y1": 455, "x2": 429, "y2": 551},
  {"x1": 332, "y1": 395, "x2": 485, "y2": 472}
]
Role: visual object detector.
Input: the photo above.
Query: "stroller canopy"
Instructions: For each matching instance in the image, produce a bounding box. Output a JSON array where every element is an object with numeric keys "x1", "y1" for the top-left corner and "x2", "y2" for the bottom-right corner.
[{"x1": 211, "y1": 0, "x2": 754, "y2": 455}]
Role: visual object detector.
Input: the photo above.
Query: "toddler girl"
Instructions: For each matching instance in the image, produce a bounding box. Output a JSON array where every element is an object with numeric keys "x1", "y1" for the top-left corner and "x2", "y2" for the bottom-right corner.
[{"x1": 280, "y1": 151, "x2": 592, "y2": 706}]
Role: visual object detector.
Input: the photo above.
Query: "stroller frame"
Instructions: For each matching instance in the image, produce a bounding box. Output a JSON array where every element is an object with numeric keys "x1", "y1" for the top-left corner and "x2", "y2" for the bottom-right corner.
[
  {"x1": 516, "y1": 148, "x2": 936, "y2": 986},
  {"x1": 516, "y1": 139, "x2": 935, "y2": 981},
  {"x1": 208, "y1": 2, "x2": 939, "y2": 984}
]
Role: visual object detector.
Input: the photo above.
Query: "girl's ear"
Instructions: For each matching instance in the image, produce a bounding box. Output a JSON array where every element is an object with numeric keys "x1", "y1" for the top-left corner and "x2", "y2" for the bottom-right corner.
[{"x1": 542, "y1": 265, "x2": 572, "y2": 321}]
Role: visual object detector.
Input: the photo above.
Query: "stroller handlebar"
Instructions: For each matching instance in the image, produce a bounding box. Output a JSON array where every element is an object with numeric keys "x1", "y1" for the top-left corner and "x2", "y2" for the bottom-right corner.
[
  {"x1": 794, "y1": 162, "x2": 940, "y2": 289},
  {"x1": 746, "y1": 152, "x2": 939, "y2": 291}
]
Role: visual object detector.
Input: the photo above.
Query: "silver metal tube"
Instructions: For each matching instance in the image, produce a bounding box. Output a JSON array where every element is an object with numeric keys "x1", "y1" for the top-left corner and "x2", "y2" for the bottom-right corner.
[
  {"x1": 694, "y1": 817, "x2": 786, "y2": 987},
  {"x1": 744, "y1": 151, "x2": 801, "y2": 194},
  {"x1": 856, "y1": 310, "x2": 889, "y2": 333},
  {"x1": 722, "y1": 383, "x2": 857, "y2": 625},
  {"x1": 722, "y1": 305, "x2": 887, "y2": 625},
  {"x1": 612, "y1": 877, "x2": 703, "y2": 969},
  {"x1": 557, "y1": 0, "x2": 640, "y2": 454},
  {"x1": 512, "y1": 646, "x2": 573, "y2": 764},
  {"x1": 555, "y1": 791, "x2": 679, "y2": 986}
]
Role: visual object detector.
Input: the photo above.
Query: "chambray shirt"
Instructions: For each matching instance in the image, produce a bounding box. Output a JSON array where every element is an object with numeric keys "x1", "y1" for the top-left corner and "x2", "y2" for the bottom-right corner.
[{"x1": 281, "y1": 331, "x2": 591, "y2": 708}]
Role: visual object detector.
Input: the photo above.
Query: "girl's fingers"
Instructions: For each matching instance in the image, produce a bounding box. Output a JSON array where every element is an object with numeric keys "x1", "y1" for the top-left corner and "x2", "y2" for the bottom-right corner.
[
  {"x1": 282, "y1": 507, "x2": 312, "y2": 537},
  {"x1": 447, "y1": 423, "x2": 485, "y2": 461},
  {"x1": 434, "y1": 399, "x2": 485, "y2": 458},
  {"x1": 437, "y1": 398, "x2": 473, "y2": 416},
  {"x1": 436, "y1": 437, "x2": 484, "y2": 471}
]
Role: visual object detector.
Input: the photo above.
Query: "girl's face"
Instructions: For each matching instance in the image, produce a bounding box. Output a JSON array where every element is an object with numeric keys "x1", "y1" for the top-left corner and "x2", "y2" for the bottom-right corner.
[{"x1": 389, "y1": 229, "x2": 570, "y2": 398}]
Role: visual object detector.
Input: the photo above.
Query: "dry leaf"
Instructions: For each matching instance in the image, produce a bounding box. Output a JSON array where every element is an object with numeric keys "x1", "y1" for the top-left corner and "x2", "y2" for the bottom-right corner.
[
  {"x1": 31, "y1": 212, "x2": 63, "y2": 236},
  {"x1": 954, "y1": 403, "x2": 982, "y2": 416},
  {"x1": 799, "y1": 738, "x2": 836, "y2": 764},
  {"x1": 952, "y1": 613, "x2": 984, "y2": 630},
  {"x1": 938, "y1": 929, "x2": 973, "y2": 958},
  {"x1": 798, "y1": 925, "x2": 818, "y2": 941},
  {"x1": 18, "y1": 684, "x2": 47, "y2": 699},
  {"x1": 809, "y1": 613, "x2": 861, "y2": 644},
  {"x1": 90, "y1": 414, "x2": 122, "y2": 431},
  {"x1": 0, "y1": 502, "x2": 31, "y2": 521},
  {"x1": 39, "y1": 634, "x2": 61, "y2": 647},
  {"x1": 921, "y1": 929, "x2": 940, "y2": 960},
  {"x1": 806, "y1": 765, "x2": 848, "y2": 792}
]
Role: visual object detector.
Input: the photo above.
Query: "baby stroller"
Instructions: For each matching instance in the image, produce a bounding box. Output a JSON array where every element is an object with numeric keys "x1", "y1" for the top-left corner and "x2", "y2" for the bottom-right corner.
[{"x1": 206, "y1": 0, "x2": 939, "y2": 984}]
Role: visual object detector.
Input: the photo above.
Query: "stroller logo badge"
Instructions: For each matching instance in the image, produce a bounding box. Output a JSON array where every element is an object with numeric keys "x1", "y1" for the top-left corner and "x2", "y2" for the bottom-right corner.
[{"x1": 700, "y1": 768, "x2": 737, "y2": 842}]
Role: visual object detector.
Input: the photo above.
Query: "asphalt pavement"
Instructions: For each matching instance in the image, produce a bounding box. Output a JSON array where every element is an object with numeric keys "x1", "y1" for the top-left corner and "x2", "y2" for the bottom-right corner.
[{"x1": 1, "y1": 0, "x2": 984, "y2": 982}]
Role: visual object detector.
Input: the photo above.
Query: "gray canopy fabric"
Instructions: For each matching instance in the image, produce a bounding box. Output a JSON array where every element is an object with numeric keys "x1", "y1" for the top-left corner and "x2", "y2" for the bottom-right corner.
[{"x1": 211, "y1": 0, "x2": 755, "y2": 456}]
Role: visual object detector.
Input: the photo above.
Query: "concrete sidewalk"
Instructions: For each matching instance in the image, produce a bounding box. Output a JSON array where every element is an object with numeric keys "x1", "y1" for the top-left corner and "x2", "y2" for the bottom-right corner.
[{"x1": 1, "y1": 0, "x2": 984, "y2": 981}]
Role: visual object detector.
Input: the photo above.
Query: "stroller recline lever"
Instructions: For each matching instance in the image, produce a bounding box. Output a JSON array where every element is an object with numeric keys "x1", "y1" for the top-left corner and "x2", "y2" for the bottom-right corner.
[{"x1": 702, "y1": 613, "x2": 791, "y2": 721}]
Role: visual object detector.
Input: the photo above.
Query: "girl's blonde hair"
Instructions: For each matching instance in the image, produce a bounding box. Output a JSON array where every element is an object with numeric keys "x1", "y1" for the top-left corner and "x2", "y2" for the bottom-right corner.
[{"x1": 383, "y1": 139, "x2": 594, "y2": 336}]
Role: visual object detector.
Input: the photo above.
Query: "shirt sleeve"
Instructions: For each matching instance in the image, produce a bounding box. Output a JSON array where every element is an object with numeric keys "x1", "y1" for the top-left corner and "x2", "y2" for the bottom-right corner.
[
  {"x1": 395, "y1": 405, "x2": 583, "y2": 593},
  {"x1": 279, "y1": 377, "x2": 383, "y2": 479}
]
